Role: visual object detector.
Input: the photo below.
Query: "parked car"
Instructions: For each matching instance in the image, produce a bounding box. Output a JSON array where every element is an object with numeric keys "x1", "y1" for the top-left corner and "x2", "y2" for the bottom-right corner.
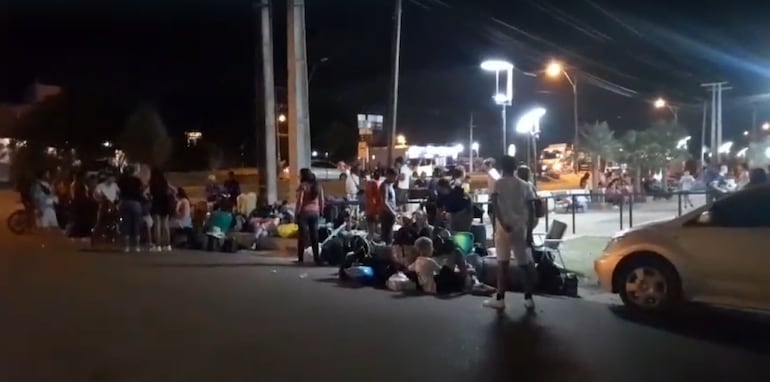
[
  {"x1": 594, "y1": 184, "x2": 770, "y2": 313},
  {"x1": 280, "y1": 160, "x2": 345, "y2": 180}
]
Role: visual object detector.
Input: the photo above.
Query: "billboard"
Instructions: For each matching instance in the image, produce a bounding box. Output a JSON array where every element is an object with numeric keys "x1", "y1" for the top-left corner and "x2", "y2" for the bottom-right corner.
[{"x1": 357, "y1": 114, "x2": 383, "y2": 136}]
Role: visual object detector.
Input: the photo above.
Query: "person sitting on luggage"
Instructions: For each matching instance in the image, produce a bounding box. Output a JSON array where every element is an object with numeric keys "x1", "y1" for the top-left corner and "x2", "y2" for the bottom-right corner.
[
  {"x1": 435, "y1": 178, "x2": 473, "y2": 232},
  {"x1": 408, "y1": 237, "x2": 441, "y2": 294},
  {"x1": 204, "y1": 200, "x2": 235, "y2": 251}
]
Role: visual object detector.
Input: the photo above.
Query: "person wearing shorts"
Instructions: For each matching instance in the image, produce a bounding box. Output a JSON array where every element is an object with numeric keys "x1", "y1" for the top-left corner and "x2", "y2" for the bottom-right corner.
[{"x1": 483, "y1": 155, "x2": 537, "y2": 312}]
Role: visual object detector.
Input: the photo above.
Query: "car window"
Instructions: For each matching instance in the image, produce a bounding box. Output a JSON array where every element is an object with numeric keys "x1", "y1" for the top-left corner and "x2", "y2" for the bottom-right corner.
[
  {"x1": 311, "y1": 161, "x2": 336, "y2": 169},
  {"x1": 710, "y1": 188, "x2": 770, "y2": 227}
]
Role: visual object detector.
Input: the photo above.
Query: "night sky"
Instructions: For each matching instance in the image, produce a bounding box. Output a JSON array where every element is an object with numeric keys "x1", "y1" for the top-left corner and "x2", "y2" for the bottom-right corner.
[{"x1": 4, "y1": 0, "x2": 770, "y2": 160}]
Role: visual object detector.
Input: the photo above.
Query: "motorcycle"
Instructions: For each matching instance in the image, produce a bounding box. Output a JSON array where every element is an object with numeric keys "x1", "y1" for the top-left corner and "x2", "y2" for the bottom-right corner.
[{"x1": 6, "y1": 200, "x2": 34, "y2": 235}]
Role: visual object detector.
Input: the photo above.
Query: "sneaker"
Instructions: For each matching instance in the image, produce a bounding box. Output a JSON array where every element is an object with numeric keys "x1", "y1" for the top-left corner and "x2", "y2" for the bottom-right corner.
[
  {"x1": 524, "y1": 298, "x2": 535, "y2": 311},
  {"x1": 483, "y1": 298, "x2": 506, "y2": 310},
  {"x1": 163, "y1": 245, "x2": 172, "y2": 252},
  {"x1": 149, "y1": 245, "x2": 160, "y2": 252}
]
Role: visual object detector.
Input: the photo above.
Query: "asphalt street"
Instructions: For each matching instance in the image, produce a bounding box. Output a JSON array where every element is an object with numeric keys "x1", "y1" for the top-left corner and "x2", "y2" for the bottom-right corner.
[{"x1": 1, "y1": 241, "x2": 769, "y2": 382}]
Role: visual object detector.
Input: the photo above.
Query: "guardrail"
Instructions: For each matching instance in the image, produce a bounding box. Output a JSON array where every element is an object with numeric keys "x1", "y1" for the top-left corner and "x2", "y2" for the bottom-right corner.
[{"x1": 327, "y1": 190, "x2": 714, "y2": 238}]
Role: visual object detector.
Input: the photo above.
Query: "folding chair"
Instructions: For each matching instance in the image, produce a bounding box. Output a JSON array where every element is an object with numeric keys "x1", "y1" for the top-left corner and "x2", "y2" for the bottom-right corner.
[{"x1": 532, "y1": 219, "x2": 568, "y2": 269}]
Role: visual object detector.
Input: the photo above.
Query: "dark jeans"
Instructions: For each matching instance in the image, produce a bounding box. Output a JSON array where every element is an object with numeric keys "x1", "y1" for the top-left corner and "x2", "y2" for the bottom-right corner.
[
  {"x1": 379, "y1": 212, "x2": 396, "y2": 244},
  {"x1": 119, "y1": 200, "x2": 143, "y2": 246},
  {"x1": 297, "y1": 212, "x2": 320, "y2": 263}
]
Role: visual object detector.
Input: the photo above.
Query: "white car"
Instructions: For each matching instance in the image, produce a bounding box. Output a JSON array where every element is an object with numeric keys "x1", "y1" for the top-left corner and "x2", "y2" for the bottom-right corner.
[{"x1": 594, "y1": 185, "x2": 770, "y2": 313}]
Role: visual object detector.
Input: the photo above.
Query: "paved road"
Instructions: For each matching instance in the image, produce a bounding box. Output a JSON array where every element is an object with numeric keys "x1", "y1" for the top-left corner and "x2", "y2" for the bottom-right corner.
[{"x1": 1, "y1": 244, "x2": 768, "y2": 382}]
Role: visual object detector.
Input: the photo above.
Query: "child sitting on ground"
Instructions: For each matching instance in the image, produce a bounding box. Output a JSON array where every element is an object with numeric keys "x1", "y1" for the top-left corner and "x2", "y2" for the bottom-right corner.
[{"x1": 408, "y1": 237, "x2": 442, "y2": 294}]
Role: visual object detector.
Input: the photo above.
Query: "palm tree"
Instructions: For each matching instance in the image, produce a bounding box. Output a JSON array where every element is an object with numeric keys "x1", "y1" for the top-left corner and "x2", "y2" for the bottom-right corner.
[
  {"x1": 620, "y1": 122, "x2": 689, "y2": 194},
  {"x1": 579, "y1": 121, "x2": 622, "y2": 190}
]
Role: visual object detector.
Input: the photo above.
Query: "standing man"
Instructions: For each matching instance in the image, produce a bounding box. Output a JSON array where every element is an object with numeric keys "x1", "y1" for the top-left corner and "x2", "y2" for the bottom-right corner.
[
  {"x1": 379, "y1": 168, "x2": 398, "y2": 244},
  {"x1": 223, "y1": 171, "x2": 241, "y2": 207},
  {"x1": 483, "y1": 155, "x2": 537, "y2": 312},
  {"x1": 395, "y1": 157, "x2": 411, "y2": 212},
  {"x1": 679, "y1": 170, "x2": 695, "y2": 208},
  {"x1": 481, "y1": 158, "x2": 500, "y2": 233}
]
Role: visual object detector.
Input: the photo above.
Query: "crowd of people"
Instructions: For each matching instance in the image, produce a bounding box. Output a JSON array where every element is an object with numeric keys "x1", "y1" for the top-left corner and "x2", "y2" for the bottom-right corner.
[
  {"x1": 296, "y1": 155, "x2": 545, "y2": 312},
  {"x1": 19, "y1": 164, "x2": 194, "y2": 252}
]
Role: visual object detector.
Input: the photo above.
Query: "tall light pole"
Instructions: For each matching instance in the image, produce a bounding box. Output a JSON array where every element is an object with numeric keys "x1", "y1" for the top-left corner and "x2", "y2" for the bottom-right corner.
[
  {"x1": 545, "y1": 61, "x2": 578, "y2": 172},
  {"x1": 516, "y1": 107, "x2": 546, "y2": 185},
  {"x1": 481, "y1": 59, "x2": 514, "y2": 155},
  {"x1": 257, "y1": 0, "x2": 278, "y2": 203},
  {"x1": 653, "y1": 97, "x2": 679, "y2": 124},
  {"x1": 386, "y1": 0, "x2": 403, "y2": 167}
]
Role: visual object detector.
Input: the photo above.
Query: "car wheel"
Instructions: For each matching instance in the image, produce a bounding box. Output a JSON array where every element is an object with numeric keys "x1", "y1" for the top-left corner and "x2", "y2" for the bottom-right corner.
[{"x1": 617, "y1": 255, "x2": 681, "y2": 313}]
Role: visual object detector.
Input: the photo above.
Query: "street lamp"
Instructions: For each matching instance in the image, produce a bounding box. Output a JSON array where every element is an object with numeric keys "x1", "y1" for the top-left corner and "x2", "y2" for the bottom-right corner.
[
  {"x1": 516, "y1": 107, "x2": 547, "y2": 182},
  {"x1": 545, "y1": 60, "x2": 578, "y2": 171},
  {"x1": 396, "y1": 134, "x2": 407, "y2": 146},
  {"x1": 743, "y1": 130, "x2": 750, "y2": 137},
  {"x1": 481, "y1": 59, "x2": 514, "y2": 155},
  {"x1": 653, "y1": 97, "x2": 679, "y2": 124}
]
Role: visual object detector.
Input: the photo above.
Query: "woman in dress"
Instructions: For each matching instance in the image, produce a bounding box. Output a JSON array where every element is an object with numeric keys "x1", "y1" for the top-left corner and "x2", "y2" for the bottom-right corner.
[{"x1": 149, "y1": 166, "x2": 174, "y2": 251}]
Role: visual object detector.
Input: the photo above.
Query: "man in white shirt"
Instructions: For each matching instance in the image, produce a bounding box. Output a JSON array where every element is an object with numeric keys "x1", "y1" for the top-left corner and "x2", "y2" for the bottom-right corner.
[
  {"x1": 484, "y1": 156, "x2": 537, "y2": 311},
  {"x1": 679, "y1": 170, "x2": 695, "y2": 208},
  {"x1": 395, "y1": 157, "x2": 411, "y2": 211}
]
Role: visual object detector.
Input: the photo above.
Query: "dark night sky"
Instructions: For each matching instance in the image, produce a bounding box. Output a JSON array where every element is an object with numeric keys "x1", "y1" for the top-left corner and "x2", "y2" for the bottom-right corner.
[{"x1": 4, "y1": 0, "x2": 770, "y2": 159}]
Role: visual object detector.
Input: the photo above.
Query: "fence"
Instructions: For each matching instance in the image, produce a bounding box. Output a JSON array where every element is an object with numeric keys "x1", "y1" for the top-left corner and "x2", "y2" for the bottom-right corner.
[{"x1": 332, "y1": 190, "x2": 712, "y2": 239}]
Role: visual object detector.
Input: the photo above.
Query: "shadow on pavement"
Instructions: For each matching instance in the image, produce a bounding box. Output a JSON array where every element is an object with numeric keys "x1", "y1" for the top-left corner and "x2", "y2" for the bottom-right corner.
[
  {"x1": 609, "y1": 305, "x2": 770, "y2": 353},
  {"x1": 476, "y1": 313, "x2": 596, "y2": 381}
]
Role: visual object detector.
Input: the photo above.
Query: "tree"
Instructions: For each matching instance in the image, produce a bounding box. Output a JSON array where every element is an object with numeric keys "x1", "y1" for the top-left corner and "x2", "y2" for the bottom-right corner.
[
  {"x1": 118, "y1": 106, "x2": 172, "y2": 167},
  {"x1": 579, "y1": 121, "x2": 622, "y2": 190},
  {"x1": 620, "y1": 122, "x2": 690, "y2": 193}
]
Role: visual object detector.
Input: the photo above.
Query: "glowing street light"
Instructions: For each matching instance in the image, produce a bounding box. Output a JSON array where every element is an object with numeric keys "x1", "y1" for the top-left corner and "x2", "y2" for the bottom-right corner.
[
  {"x1": 743, "y1": 130, "x2": 750, "y2": 137},
  {"x1": 278, "y1": 114, "x2": 287, "y2": 123},
  {"x1": 676, "y1": 136, "x2": 691, "y2": 150},
  {"x1": 311, "y1": 150, "x2": 318, "y2": 158},
  {"x1": 653, "y1": 97, "x2": 679, "y2": 123},
  {"x1": 718, "y1": 141, "x2": 733, "y2": 154},
  {"x1": 763, "y1": 122, "x2": 770, "y2": 131},
  {"x1": 396, "y1": 134, "x2": 407, "y2": 147},
  {"x1": 545, "y1": 60, "x2": 578, "y2": 171},
  {"x1": 102, "y1": 141, "x2": 112, "y2": 148},
  {"x1": 471, "y1": 142, "x2": 480, "y2": 152},
  {"x1": 507, "y1": 144, "x2": 516, "y2": 157},
  {"x1": 481, "y1": 59, "x2": 514, "y2": 154}
]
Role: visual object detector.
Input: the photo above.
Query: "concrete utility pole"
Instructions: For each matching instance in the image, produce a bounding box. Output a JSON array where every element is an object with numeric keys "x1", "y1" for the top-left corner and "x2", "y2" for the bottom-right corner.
[
  {"x1": 287, "y1": 0, "x2": 312, "y2": 194},
  {"x1": 701, "y1": 82, "x2": 731, "y2": 163},
  {"x1": 468, "y1": 112, "x2": 475, "y2": 172},
  {"x1": 386, "y1": 0, "x2": 403, "y2": 167},
  {"x1": 700, "y1": 100, "x2": 707, "y2": 163},
  {"x1": 258, "y1": 0, "x2": 278, "y2": 203}
]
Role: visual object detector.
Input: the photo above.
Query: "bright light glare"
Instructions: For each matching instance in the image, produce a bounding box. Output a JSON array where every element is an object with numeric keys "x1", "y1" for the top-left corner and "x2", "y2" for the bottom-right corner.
[
  {"x1": 471, "y1": 142, "x2": 480, "y2": 152},
  {"x1": 278, "y1": 114, "x2": 287, "y2": 123},
  {"x1": 654, "y1": 98, "x2": 666, "y2": 109},
  {"x1": 454, "y1": 143, "x2": 464, "y2": 152},
  {"x1": 718, "y1": 141, "x2": 733, "y2": 154},
  {"x1": 516, "y1": 107, "x2": 547, "y2": 134},
  {"x1": 492, "y1": 93, "x2": 510, "y2": 104},
  {"x1": 676, "y1": 136, "x2": 691, "y2": 150},
  {"x1": 743, "y1": 130, "x2": 749, "y2": 136},
  {"x1": 763, "y1": 122, "x2": 770, "y2": 131},
  {"x1": 396, "y1": 134, "x2": 406, "y2": 146},
  {"x1": 102, "y1": 141, "x2": 112, "y2": 148},
  {"x1": 311, "y1": 150, "x2": 318, "y2": 157},
  {"x1": 545, "y1": 61, "x2": 563, "y2": 77},
  {"x1": 507, "y1": 144, "x2": 516, "y2": 157},
  {"x1": 736, "y1": 147, "x2": 749, "y2": 157},
  {"x1": 765, "y1": 147, "x2": 770, "y2": 159},
  {"x1": 480, "y1": 60, "x2": 513, "y2": 72}
]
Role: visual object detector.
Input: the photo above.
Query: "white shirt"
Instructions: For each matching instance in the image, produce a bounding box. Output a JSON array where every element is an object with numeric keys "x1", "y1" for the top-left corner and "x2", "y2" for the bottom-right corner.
[
  {"x1": 398, "y1": 164, "x2": 411, "y2": 190},
  {"x1": 345, "y1": 172, "x2": 360, "y2": 196},
  {"x1": 408, "y1": 256, "x2": 441, "y2": 294},
  {"x1": 679, "y1": 174, "x2": 695, "y2": 191},
  {"x1": 493, "y1": 176, "x2": 533, "y2": 228},
  {"x1": 487, "y1": 168, "x2": 500, "y2": 193},
  {"x1": 95, "y1": 181, "x2": 119, "y2": 203}
]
